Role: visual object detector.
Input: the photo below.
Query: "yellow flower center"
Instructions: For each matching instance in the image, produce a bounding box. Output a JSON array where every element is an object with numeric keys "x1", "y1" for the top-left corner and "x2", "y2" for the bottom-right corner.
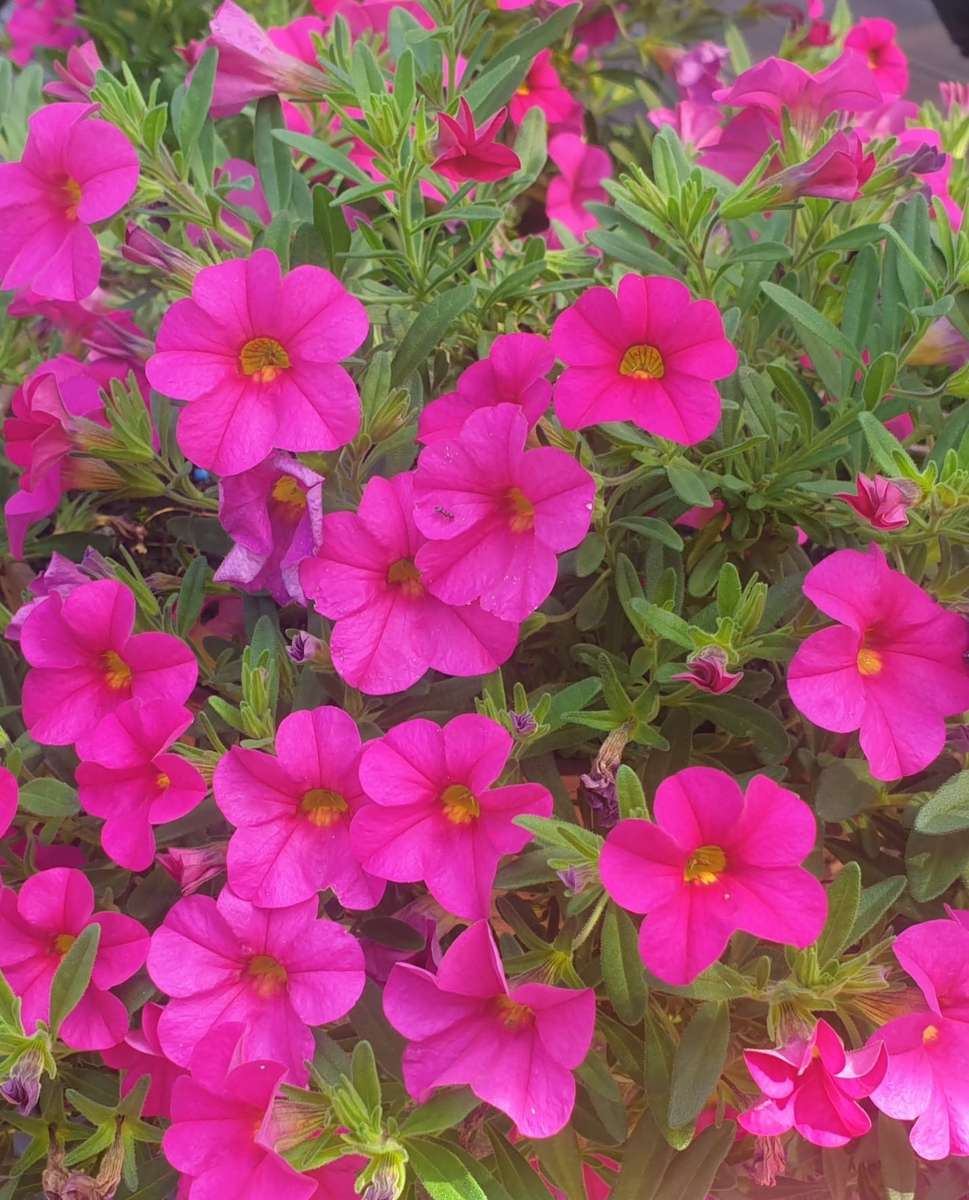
[
  {"x1": 300, "y1": 788, "x2": 348, "y2": 828},
  {"x1": 494, "y1": 995, "x2": 535, "y2": 1030},
  {"x1": 441, "y1": 783, "x2": 480, "y2": 825},
  {"x1": 505, "y1": 487, "x2": 535, "y2": 534},
  {"x1": 923, "y1": 1024, "x2": 940, "y2": 1045},
  {"x1": 516, "y1": 82, "x2": 531, "y2": 95},
  {"x1": 683, "y1": 844, "x2": 727, "y2": 885},
  {"x1": 270, "y1": 474, "x2": 308, "y2": 514},
  {"x1": 156, "y1": 772, "x2": 171, "y2": 790},
  {"x1": 246, "y1": 954, "x2": 288, "y2": 997},
  {"x1": 102, "y1": 650, "x2": 133, "y2": 691},
  {"x1": 239, "y1": 337, "x2": 291, "y2": 383},
  {"x1": 619, "y1": 344, "x2": 665, "y2": 380},
  {"x1": 63, "y1": 177, "x2": 81, "y2": 220},
  {"x1": 856, "y1": 648, "x2": 883, "y2": 677},
  {"x1": 387, "y1": 558, "x2": 425, "y2": 598},
  {"x1": 53, "y1": 933, "x2": 76, "y2": 956}
]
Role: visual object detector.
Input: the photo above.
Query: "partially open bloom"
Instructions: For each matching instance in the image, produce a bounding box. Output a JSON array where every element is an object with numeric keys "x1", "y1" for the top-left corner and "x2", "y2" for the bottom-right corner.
[
  {"x1": 546, "y1": 133, "x2": 612, "y2": 243},
  {"x1": 509, "y1": 51, "x2": 579, "y2": 128},
  {"x1": 835, "y1": 473, "x2": 914, "y2": 531},
  {"x1": 845, "y1": 18, "x2": 908, "y2": 98},
  {"x1": 8, "y1": 0, "x2": 80, "y2": 66},
  {"x1": 157, "y1": 843, "x2": 227, "y2": 896},
  {"x1": 788, "y1": 546, "x2": 969, "y2": 780},
  {"x1": 907, "y1": 319, "x2": 969, "y2": 368},
  {"x1": 769, "y1": 131, "x2": 876, "y2": 202},
  {"x1": 672, "y1": 646, "x2": 743, "y2": 694},
  {"x1": 600, "y1": 766, "x2": 826, "y2": 985},
  {"x1": 384, "y1": 921, "x2": 595, "y2": 1137},
  {"x1": 433, "y1": 99, "x2": 521, "y2": 183},
  {"x1": 101, "y1": 1003, "x2": 187, "y2": 1118},
  {"x1": 895, "y1": 129, "x2": 963, "y2": 230},
  {"x1": 352, "y1": 714, "x2": 552, "y2": 919},
  {"x1": 0, "y1": 768, "x2": 18, "y2": 839},
  {"x1": 44, "y1": 39, "x2": 103, "y2": 101}
]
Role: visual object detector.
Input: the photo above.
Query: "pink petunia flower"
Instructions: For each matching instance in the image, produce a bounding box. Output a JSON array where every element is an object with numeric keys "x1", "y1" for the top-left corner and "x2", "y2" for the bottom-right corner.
[
  {"x1": 147, "y1": 886, "x2": 365, "y2": 1082},
  {"x1": 600, "y1": 766, "x2": 827, "y2": 985},
  {"x1": 44, "y1": 39, "x2": 103, "y2": 101},
  {"x1": 546, "y1": 133, "x2": 611, "y2": 243},
  {"x1": 311, "y1": 0, "x2": 432, "y2": 34},
  {"x1": 20, "y1": 578, "x2": 198, "y2": 746},
  {"x1": 550, "y1": 274, "x2": 738, "y2": 442},
  {"x1": 101, "y1": 1003, "x2": 187, "y2": 1118},
  {"x1": 146, "y1": 249, "x2": 368, "y2": 477},
  {"x1": 835, "y1": 473, "x2": 914, "y2": 530},
  {"x1": 671, "y1": 41, "x2": 729, "y2": 103},
  {"x1": 672, "y1": 646, "x2": 743, "y2": 694},
  {"x1": 769, "y1": 131, "x2": 876, "y2": 202},
  {"x1": 896, "y1": 128, "x2": 963, "y2": 230},
  {"x1": 699, "y1": 108, "x2": 777, "y2": 185},
  {"x1": 649, "y1": 101, "x2": 722, "y2": 154},
  {"x1": 383, "y1": 920, "x2": 595, "y2": 1137},
  {"x1": 214, "y1": 705, "x2": 385, "y2": 910},
  {"x1": 787, "y1": 546, "x2": 969, "y2": 781},
  {"x1": 351, "y1": 713, "x2": 552, "y2": 919},
  {"x1": 0, "y1": 767, "x2": 18, "y2": 839},
  {"x1": 157, "y1": 843, "x2": 227, "y2": 896},
  {"x1": 0, "y1": 867, "x2": 148, "y2": 1050},
  {"x1": 845, "y1": 18, "x2": 909, "y2": 98},
  {"x1": 7, "y1": 0, "x2": 80, "y2": 66},
  {"x1": 508, "y1": 51, "x2": 579, "y2": 128},
  {"x1": 0, "y1": 103, "x2": 139, "y2": 302},
  {"x1": 75, "y1": 699, "x2": 207, "y2": 872},
  {"x1": 433, "y1": 99, "x2": 521, "y2": 183},
  {"x1": 300, "y1": 471, "x2": 519, "y2": 695},
  {"x1": 739, "y1": 1019, "x2": 886, "y2": 1146}
]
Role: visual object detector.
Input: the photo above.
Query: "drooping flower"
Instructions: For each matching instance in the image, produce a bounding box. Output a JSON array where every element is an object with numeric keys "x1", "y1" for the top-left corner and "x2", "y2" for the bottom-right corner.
[
  {"x1": 0, "y1": 767, "x2": 18, "y2": 839},
  {"x1": 157, "y1": 843, "x2": 227, "y2": 896},
  {"x1": 20, "y1": 578, "x2": 197, "y2": 746},
  {"x1": 546, "y1": 133, "x2": 612, "y2": 243},
  {"x1": 214, "y1": 705, "x2": 384, "y2": 910},
  {"x1": 146, "y1": 249, "x2": 368, "y2": 477},
  {"x1": 769, "y1": 131, "x2": 876, "y2": 202},
  {"x1": 0, "y1": 867, "x2": 149, "y2": 1050},
  {"x1": 7, "y1": 0, "x2": 80, "y2": 66},
  {"x1": 845, "y1": 18, "x2": 908, "y2": 98},
  {"x1": 433, "y1": 99, "x2": 521, "y2": 183},
  {"x1": 672, "y1": 646, "x2": 743, "y2": 694},
  {"x1": 895, "y1": 128, "x2": 963, "y2": 230},
  {"x1": 351, "y1": 714, "x2": 552, "y2": 919},
  {"x1": 383, "y1": 920, "x2": 595, "y2": 1138},
  {"x1": 44, "y1": 39, "x2": 103, "y2": 101},
  {"x1": 600, "y1": 766, "x2": 827, "y2": 985},
  {"x1": 0, "y1": 103, "x2": 139, "y2": 302},
  {"x1": 788, "y1": 546, "x2": 969, "y2": 781},
  {"x1": 101, "y1": 1003, "x2": 187, "y2": 1118},
  {"x1": 509, "y1": 51, "x2": 579, "y2": 128},
  {"x1": 550, "y1": 274, "x2": 738, "y2": 442},
  {"x1": 300, "y1": 472, "x2": 519, "y2": 694},
  {"x1": 835, "y1": 473, "x2": 914, "y2": 531},
  {"x1": 147, "y1": 886, "x2": 365, "y2": 1082}
]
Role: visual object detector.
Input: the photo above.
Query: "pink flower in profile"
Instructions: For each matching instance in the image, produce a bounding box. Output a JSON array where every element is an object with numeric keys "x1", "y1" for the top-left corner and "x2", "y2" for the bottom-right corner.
[
  {"x1": 300, "y1": 472, "x2": 518, "y2": 695},
  {"x1": 214, "y1": 705, "x2": 384, "y2": 910},
  {"x1": 44, "y1": 39, "x2": 103, "y2": 101},
  {"x1": 509, "y1": 52, "x2": 578, "y2": 128},
  {"x1": 699, "y1": 108, "x2": 776, "y2": 184},
  {"x1": 146, "y1": 249, "x2": 368, "y2": 476},
  {"x1": 214, "y1": 453, "x2": 324, "y2": 606},
  {"x1": 418, "y1": 333, "x2": 554, "y2": 445},
  {"x1": 157, "y1": 843, "x2": 227, "y2": 896},
  {"x1": 835, "y1": 473, "x2": 914, "y2": 531},
  {"x1": 649, "y1": 101, "x2": 722, "y2": 154},
  {"x1": 352, "y1": 714, "x2": 552, "y2": 919},
  {"x1": 75, "y1": 700, "x2": 207, "y2": 871},
  {"x1": 941, "y1": 81, "x2": 969, "y2": 114},
  {"x1": 0, "y1": 767, "x2": 18, "y2": 839},
  {"x1": 908, "y1": 319, "x2": 969, "y2": 368},
  {"x1": 546, "y1": 133, "x2": 611, "y2": 243},
  {"x1": 896, "y1": 129, "x2": 963, "y2": 230},
  {"x1": 433, "y1": 99, "x2": 521, "y2": 183},
  {"x1": 187, "y1": 159, "x2": 271, "y2": 247},
  {"x1": 147, "y1": 886, "x2": 364, "y2": 1082},
  {"x1": 8, "y1": 0, "x2": 80, "y2": 66},
  {"x1": 788, "y1": 546, "x2": 969, "y2": 781},
  {"x1": 770, "y1": 131, "x2": 876, "y2": 202},
  {"x1": 845, "y1": 18, "x2": 908, "y2": 98},
  {"x1": 0, "y1": 867, "x2": 148, "y2": 1049},
  {"x1": 551, "y1": 274, "x2": 738, "y2": 442},
  {"x1": 101, "y1": 1003, "x2": 187, "y2": 1118},
  {"x1": 311, "y1": 0, "x2": 432, "y2": 34},
  {"x1": 20, "y1": 579, "x2": 197, "y2": 746},
  {"x1": 739, "y1": 1019, "x2": 886, "y2": 1146},
  {"x1": 413, "y1": 404, "x2": 595, "y2": 622},
  {"x1": 384, "y1": 921, "x2": 595, "y2": 1137},
  {"x1": 0, "y1": 103, "x2": 139, "y2": 302},
  {"x1": 600, "y1": 767, "x2": 826, "y2": 985},
  {"x1": 672, "y1": 646, "x2": 743, "y2": 694}
]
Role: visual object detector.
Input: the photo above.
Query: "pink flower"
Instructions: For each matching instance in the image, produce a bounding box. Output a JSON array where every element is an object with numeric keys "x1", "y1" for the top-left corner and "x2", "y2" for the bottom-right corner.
[
  {"x1": 671, "y1": 41, "x2": 729, "y2": 103},
  {"x1": 214, "y1": 453, "x2": 324, "y2": 606},
  {"x1": 649, "y1": 101, "x2": 722, "y2": 153},
  {"x1": 788, "y1": 546, "x2": 969, "y2": 781},
  {"x1": 157, "y1": 843, "x2": 227, "y2": 896},
  {"x1": 44, "y1": 39, "x2": 103, "y2": 101},
  {"x1": 0, "y1": 867, "x2": 148, "y2": 1049},
  {"x1": 550, "y1": 274, "x2": 738, "y2": 442},
  {"x1": 101, "y1": 1003, "x2": 187, "y2": 1118},
  {"x1": 214, "y1": 705, "x2": 384, "y2": 910},
  {"x1": 147, "y1": 886, "x2": 365, "y2": 1082},
  {"x1": 700, "y1": 109, "x2": 777, "y2": 185},
  {"x1": 676, "y1": 499, "x2": 727, "y2": 530},
  {"x1": 187, "y1": 159, "x2": 271, "y2": 248},
  {"x1": 0, "y1": 767, "x2": 18, "y2": 839},
  {"x1": 311, "y1": 0, "x2": 432, "y2": 34},
  {"x1": 20, "y1": 578, "x2": 197, "y2": 746},
  {"x1": 300, "y1": 471, "x2": 518, "y2": 694},
  {"x1": 412, "y1": 404, "x2": 595, "y2": 622},
  {"x1": 600, "y1": 766, "x2": 827, "y2": 985},
  {"x1": 433, "y1": 99, "x2": 521, "y2": 183},
  {"x1": 75, "y1": 700, "x2": 207, "y2": 871},
  {"x1": 509, "y1": 51, "x2": 579, "y2": 128},
  {"x1": 8, "y1": 0, "x2": 80, "y2": 66},
  {"x1": 268, "y1": 14, "x2": 327, "y2": 61},
  {"x1": 383, "y1": 920, "x2": 595, "y2": 1137},
  {"x1": 908, "y1": 319, "x2": 969, "y2": 368},
  {"x1": 418, "y1": 333, "x2": 553, "y2": 445},
  {"x1": 146, "y1": 249, "x2": 368, "y2": 477},
  {"x1": 739, "y1": 1019, "x2": 886, "y2": 1146},
  {"x1": 672, "y1": 646, "x2": 743, "y2": 694},
  {"x1": 546, "y1": 133, "x2": 611, "y2": 243},
  {"x1": 351, "y1": 714, "x2": 552, "y2": 919},
  {"x1": 0, "y1": 103, "x2": 139, "y2": 301},
  {"x1": 845, "y1": 18, "x2": 908, "y2": 98},
  {"x1": 769, "y1": 131, "x2": 876, "y2": 202},
  {"x1": 835, "y1": 473, "x2": 913, "y2": 531},
  {"x1": 896, "y1": 128, "x2": 963, "y2": 230},
  {"x1": 941, "y1": 82, "x2": 969, "y2": 114}
]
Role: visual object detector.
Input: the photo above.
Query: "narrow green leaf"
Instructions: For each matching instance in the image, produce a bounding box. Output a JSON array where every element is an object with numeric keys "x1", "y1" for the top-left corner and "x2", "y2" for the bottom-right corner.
[
  {"x1": 485, "y1": 1128, "x2": 551, "y2": 1200},
  {"x1": 615, "y1": 764, "x2": 646, "y2": 819},
  {"x1": 529, "y1": 1124, "x2": 586, "y2": 1200},
  {"x1": 407, "y1": 1138, "x2": 489, "y2": 1200},
  {"x1": 849, "y1": 876, "x2": 907, "y2": 945},
  {"x1": 254, "y1": 96, "x2": 293, "y2": 215},
  {"x1": 685, "y1": 695, "x2": 789, "y2": 760},
  {"x1": 175, "y1": 46, "x2": 217, "y2": 152},
  {"x1": 614, "y1": 1108, "x2": 676, "y2": 1200},
  {"x1": 176, "y1": 554, "x2": 208, "y2": 640},
  {"x1": 400, "y1": 1089, "x2": 479, "y2": 1137},
  {"x1": 915, "y1": 771, "x2": 969, "y2": 834},
  {"x1": 662, "y1": 1119, "x2": 737, "y2": 1200},
  {"x1": 760, "y1": 282, "x2": 861, "y2": 363},
  {"x1": 667, "y1": 1002, "x2": 730, "y2": 1128},
  {"x1": 667, "y1": 463, "x2": 712, "y2": 507},
  {"x1": 815, "y1": 861, "x2": 860, "y2": 966},
  {"x1": 391, "y1": 284, "x2": 475, "y2": 386},
  {"x1": 627, "y1": 600, "x2": 694, "y2": 650},
  {"x1": 602, "y1": 903, "x2": 647, "y2": 1026},
  {"x1": 350, "y1": 1041, "x2": 381, "y2": 1115},
  {"x1": 906, "y1": 828, "x2": 969, "y2": 901},
  {"x1": 614, "y1": 516, "x2": 683, "y2": 551},
  {"x1": 49, "y1": 924, "x2": 101, "y2": 1039}
]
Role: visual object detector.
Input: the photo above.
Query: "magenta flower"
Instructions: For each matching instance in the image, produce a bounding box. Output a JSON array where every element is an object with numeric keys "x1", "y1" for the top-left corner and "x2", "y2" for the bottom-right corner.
[
  {"x1": 909, "y1": 319, "x2": 969, "y2": 368},
  {"x1": 433, "y1": 99, "x2": 521, "y2": 183},
  {"x1": 508, "y1": 51, "x2": 579, "y2": 128},
  {"x1": 769, "y1": 131, "x2": 876, "y2": 202},
  {"x1": 214, "y1": 705, "x2": 384, "y2": 910},
  {"x1": 672, "y1": 646, "x2": 743, "y2": 694},
  {"x1": 8, "y1": 0, "x2": 80, "y2": 66},
  {"x1": 0, "y1": 867, "x2": 148, "y2": 1050},
  {"x1": 384, "y1": 921, "x2": 595, "y2": 1137},
  {"x1": 739, "y1": 1019, "x2": 886, "y2": 1147},
  {"x1": 845, "y1": 18, "x2": 908, "y2": 98},
  {"x1": 352, "y1": 714, "x2": 552, "y2": 919},
  {"x1": 835, "y1": 473, "x2": 914, "y2": 530},
  {"x1": 214, "y1": 453, "x2": 324, "y2": 606},
  {"x1": 413, "y1": 404, "x2": 595, "y2": 622},
  {"x1": 146, "y1": 249, "x2": 368, "y2": 477},
  {"x1": 671, "y1": 41, "x2": 729, "y2": 103},
  {"x1": 300, "y1": 471, "x2": 518, "y2": 694},
  {"x1": 649, "y1": 101, "x2": 722, "y2": 154},
  {"x1": 699, "y1": 109, "x2": 777, "y2": 185},
  {"x1": 44, "y1": 39, "x2": 103, "y2": 101},
  {"x1": 147, "y1": 886, "x2": 365, "y2": 1082},
  {"x1": 788, "y1": 546, "x2": 969, "y2": 781},
  {"x1": 0, "y1": 767, "x2": 18, "y2": 839},
  {"x1": 550, "y1": 274, "x2": 738, "y2": 442},
  {"x1": 418, "y1": 333, "x2": 554, "y2": 445},
  {"x1": 20, "y1": 579, "x2": 197, "y2": 747},
  {"x1": 157, "y1": 843, "x2": 227, "y2": 896},
  {"x1": 75, "y1": 699, "x2": 207, "y2": 871},
  {"x1": 101, "y1": 1003, "x2": 187, "y2": 1118},
  {"x1": 600, "y1": 767, "x2": 826, "y2": 985},
  {"x1": 546, "y1": 133, "x2": 612, "y2": 243},
  {"x1": 0, "y1": 103, "x2": 139, "y2": 302},
  {"x1": 896, "y1": 128, "x2": 963, "y2": 230}
]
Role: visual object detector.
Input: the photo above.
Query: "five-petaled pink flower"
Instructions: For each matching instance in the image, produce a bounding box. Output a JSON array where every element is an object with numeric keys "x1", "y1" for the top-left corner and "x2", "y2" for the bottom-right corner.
[
  {"x1": 845, "y1": 18, "x2": 908, "y2": 98},
  {"x1": 146, "y1": 249, "x2": 368, "y2": 477},
  {"x1": 8, "y1": 0, "x2": 81, "y2": 67},
  {"x1": 383, "y1": 920, "x2": 595, "y2": 1138},
  {"x1": 788, "y1": 546, "x2": 969, "y2": 781},
  {"x1": 508, "y1": 51, "x2": 579, "y2": 128},
  {"x1": 835, "y1": 473, "x2": 914, "y2": 531},
  {"x1": 546, "y1": 133, "x2": 612, "y2": 243},
  {"x1": 600, "y1": 766, "x2": 827, "y2": 985},
  {"x1": 433, "y1": 99, "x2": 521, "y2": 183},
  {"x1": 101, "y1": 1002, "x2": 188, "y2": 1119}
]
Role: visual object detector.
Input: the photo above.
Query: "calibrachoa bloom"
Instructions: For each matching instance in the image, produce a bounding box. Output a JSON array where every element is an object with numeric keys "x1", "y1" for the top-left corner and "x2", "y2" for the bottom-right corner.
[
  {"x1": 508, "y1": 51, "x2": 578, "y2": 128},
  {"x1": 0, "y1": 103, "x2": 139, "y2": 302},
  {"x1": 157, "y1": 843, "x2": 227, "y2": 896},
  {"x1": 214, "y1": 705, "x2": 384, "y2": 910},
  {"x1": 845, "y1": 18, "x2": 908, "y2": 98},
  {"x1": 788, "y1": 546, "x2": 969, "y2": 781},
  {"x1": 147, "y1": 886, "x2": 365, "y2": 1082},
  {"x1": 600, "y1": 766, "x2": 826, "y2": 985},
  {"x1": 383, "y1": 920, "x2": 595, "y2": 1137},
  {"x1": 433, "y1": 99, "x2": 521, "y2": 183},
  {"x1": 0, "y1": 867, "x2": 149, "y2": 1049},
  {"x1": 896, "y1": 128, "x2": 963, "y2": 230},
  {"x1": 672, "y1": 646, "x2": 743, "y2": 694},
  {"x1": 351, "y1": 713, "x2": 552, "y2": 919},
  {"x1": 146, "y1": 249, "x2": 368, "y2": 477},
  {"x1": 101, "y1": 1003, "x2": 187, "y2": 1119},
  {"x1": 0, "y1": 767, "x2": 18, "y2": 839},
  {"x1": 20, "y1": 578, "x2": 198, "y2": 746},
  {"x1": 739, "y1": 1019, "x2": 887, "y2": 1146},
  {"x1": 835, "y1": 473, "x2": 914, "y2": 530},
  {"x1": 413, "y1": 404, "x2": 595, "y2": 622},
  {"x1": 550, "y1": 274, "x2": 738, "y2": 442},
  {"x1": 769, "y1": 131, "x2": 876, "y2": 202},
  {"x1": 44, "y1": 38, "x2": 103, "y2": 101},
  {"x1": 546, "y1": 133, "x2": 612, "y2": 243},
  {"x1": 8, "y1": 0, "x2": 80, "y2": 66}
]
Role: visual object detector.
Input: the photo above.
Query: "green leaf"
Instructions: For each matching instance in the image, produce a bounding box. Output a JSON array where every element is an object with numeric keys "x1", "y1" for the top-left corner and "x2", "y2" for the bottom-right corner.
[
  {"x1": 862, "y1": 352, "x2": 898, "y2": 410},
  {"x1": 358, "y1": 917, "x2": 427, "y2": 952},
  {"x1": 575, "y1": 532, "x2": 606, "y2": 578},
  {"x1": 615, "y1": 764, "x2": 646, "y2": 819},
  {"x1": 667, "y1": 463, "x2": 712, "y2": 507},
  {"x1": 587, "y1": 229, "x2": 680, "y2": 275},
  {"x1": 815, "y1": 861, "x2": 860, "y2": 966},
  {"x1": 685, "y1": 695, "x2": 789, "y2": 760},
  {"x1": 627, "y1": 600, "x2": 694, "y2": 650},
  {"x1": 906, "y1": 828, "x2": 969, "y2": 901},
  {"x1": 529, "y1": 1124, "x2": 586, "y2": 1200},
  {"x1": 350, "y1": 1041, "x2": 381, "y2": 1115},
  {"x1": 878, "y1": 1113, "x2": 917, "y2": 1200},
  {"x1": 400, "y1": 1088, "x2": 480, "y2": 1137},
  {"x1": 661, "y1": 1119, "x2": 737, "y2": 1200},
  {"x1": 602, "y1": 903, "x2": 647, "y2": 1026},
  {"x1": 274, "y1": 130, "x2": 373, "y2": 186},
  {"x1": 0, "y1": 969, "x2": 22, "y2": 1031},
  {"x1": 17, "y1": 777, "x2": 78, "y2": 818},
  {"x1": 254, "y1": 96, "x2": 293, "y2": 215},
  {"x1": 49, "y1": 923, "x2": 101, "y2": 1039},
  {"x1": 614, "y1": 1109, "x2": 676, "y2": 1200},
  {"x1": 614, "y1": 516, "x2": 683, "y2": 551},
  {"x1": 849, "y1": 876, "x2": 907, "y2": 945},
  {"x1": 916, "y1": 771, "x2": 969, "y2": 834},
  {"x1": 485, "y1": 1128, "x2": 551, "y2": 1200},
  {"x1": 815, "y1": 762, "x2": 877, "y2": 821},
  {"x1": 508, "y1": 106, "x2": 548, "y2": 196},
  {"x1": 858, "y1": 411, "x2": 911, "y2": 475},
  {"x1": 667, "y1": 1002, "x2": 730, "y2": 1128},
  {"x1": 760, "y1": 282, "x2": 861, "y2": 364},
  {"x1": 391, "y1": 284, "x2": 475, "y2": 386},
  {"x1": 407, "y1": 1138, "x2": 489, "y2": 1200},
  {"x1": 176, "y1": 554, "x2": 209, "y2": 641},
  {"x1": 175, "y1": 46, "x2": 217, "y2": 153}
]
